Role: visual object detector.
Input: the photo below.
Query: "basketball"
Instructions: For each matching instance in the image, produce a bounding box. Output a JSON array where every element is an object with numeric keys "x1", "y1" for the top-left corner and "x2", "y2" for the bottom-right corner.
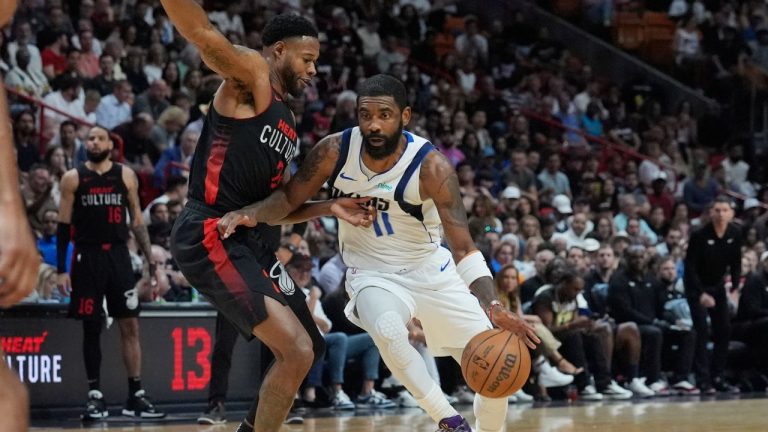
[{"x1": 461, "y1": 329, "x2": 531, "y2": 398}]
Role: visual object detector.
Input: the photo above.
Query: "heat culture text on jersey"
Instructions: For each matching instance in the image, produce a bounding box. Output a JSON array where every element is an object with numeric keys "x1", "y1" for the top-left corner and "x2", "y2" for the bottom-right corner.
[
  {"x1": 261, "y1": 118, "x2": 298, "y2": 162},
  {"x1": 79, "y1": 186, "x2": 124, "y2": 206}
]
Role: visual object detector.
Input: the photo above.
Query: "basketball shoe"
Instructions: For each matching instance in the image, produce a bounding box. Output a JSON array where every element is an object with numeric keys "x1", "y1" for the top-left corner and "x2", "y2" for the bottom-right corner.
[
  {"x1": 437, "y1": 415, "x2": 472, "y2": 431},
  {"x1": 82, "y1": 390, "x2": 108, "y2": 421},
  {"x1": 122, "y1": 389, "x2": 165, "y2": 418},
  {"x1": 355, "y1": 390, "x2": 397, "y2": 409},
  {"x1": 198, "y1": 400, "x2": 226, "y2": 424}
]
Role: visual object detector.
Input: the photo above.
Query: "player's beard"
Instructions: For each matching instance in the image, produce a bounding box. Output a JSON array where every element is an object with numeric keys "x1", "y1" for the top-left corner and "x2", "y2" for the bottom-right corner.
[
  {"x1": 86, "y1": 149, "x2": 111, "y2": 163},
  {"x1": 364, "y1": 121, "x2": 403, "y2": 160},
  {"x1": 282, "y1": 67, "x2": 304, "y2": 98}
]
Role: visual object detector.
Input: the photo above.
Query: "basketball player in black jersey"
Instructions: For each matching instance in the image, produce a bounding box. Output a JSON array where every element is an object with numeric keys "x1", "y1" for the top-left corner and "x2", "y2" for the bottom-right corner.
[
  {"x1": 161, "y1": 2, "x2": 372, "y2": 431},
  {"x1": 0, "y1": 2, "x2": 40, "y2": 429},
  {"x1": 57, "y1": 126, "x2": 164, "y2": 420}
]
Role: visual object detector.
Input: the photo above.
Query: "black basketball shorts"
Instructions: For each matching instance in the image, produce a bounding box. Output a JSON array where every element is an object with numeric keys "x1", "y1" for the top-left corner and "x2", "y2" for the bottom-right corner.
[{"x1": 68, "y1": 243, "x2": 139, "y2": 320}]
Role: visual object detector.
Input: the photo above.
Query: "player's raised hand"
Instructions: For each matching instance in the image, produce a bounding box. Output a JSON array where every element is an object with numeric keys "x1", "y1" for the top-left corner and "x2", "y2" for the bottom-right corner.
[
  {"x1": 330, "y1": 197, "x2": 376, "y2": 228},
  {"x1": 217, "y1": 209, "x2": 258, "y2": 239},
  {"x1": 491, "y1": 308, "x2": 540, "y2": 350},
  {"x1": 0, "y1": 0, "x2": 17, "y2": 28},
  {"x1": 0, "y1": 206, "x2": 40, "y2": 307}
]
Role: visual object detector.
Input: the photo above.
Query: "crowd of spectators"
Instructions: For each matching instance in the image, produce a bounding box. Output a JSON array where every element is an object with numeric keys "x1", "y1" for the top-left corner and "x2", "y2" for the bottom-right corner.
[{"x1": 7, "y1": 0, "x2": 768, "y2": 405}]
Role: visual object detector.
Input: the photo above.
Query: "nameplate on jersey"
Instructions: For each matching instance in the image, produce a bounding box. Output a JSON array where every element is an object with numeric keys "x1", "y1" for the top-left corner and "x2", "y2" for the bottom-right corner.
[
  {"x1": 329, "y1": 187, "x2": 390, "y2": 211},
  {"x1": 260, "y1": 119, "x2": 297, "y2": 162}
]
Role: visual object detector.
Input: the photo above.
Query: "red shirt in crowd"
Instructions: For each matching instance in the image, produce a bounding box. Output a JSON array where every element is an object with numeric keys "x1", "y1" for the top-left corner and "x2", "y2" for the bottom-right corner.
[{"x1": 41, "y1": 48, "x2": 68, "y2": 76}]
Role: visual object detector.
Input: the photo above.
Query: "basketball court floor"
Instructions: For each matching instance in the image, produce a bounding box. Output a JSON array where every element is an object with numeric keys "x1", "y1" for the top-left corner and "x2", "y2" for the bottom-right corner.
[{"x1": 30, "y1": 394, "x2": 768, "y2": 431}]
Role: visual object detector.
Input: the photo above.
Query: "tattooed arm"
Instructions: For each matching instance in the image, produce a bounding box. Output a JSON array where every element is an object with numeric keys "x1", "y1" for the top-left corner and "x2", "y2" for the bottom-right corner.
[
  {"x1": 218, "y1": 134, "x2": 367, "y2": 237},
  {"x1": 159, "y1": 0, "x2": 266, "y2": 86},
  {"x1": 123, "y1": 166, "x2": 155, "y2": 278},
  {"x1": 420, "y1": 151, "x2": 495, "y2": 304},
  {"x1": 421, "y1": 151, "x2": 539, "y2": 347}
]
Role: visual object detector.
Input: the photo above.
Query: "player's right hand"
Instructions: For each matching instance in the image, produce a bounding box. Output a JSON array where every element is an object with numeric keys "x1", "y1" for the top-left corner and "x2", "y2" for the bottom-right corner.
[
  {"x1": 217, "y1": 210, "x2": 257, "y2": 239},
  {"x1": 330, "y1": 197, "x2": 376, "y2": 228},
  {"x1": 57, "y1": 273, "x2": 72, "y2": 297},
  {"x1": 0, "y1": 206, "x2": 40, "y2": 308}
]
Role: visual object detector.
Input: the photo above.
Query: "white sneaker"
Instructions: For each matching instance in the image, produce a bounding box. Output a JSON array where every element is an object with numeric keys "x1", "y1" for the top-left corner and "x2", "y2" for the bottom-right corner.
[
  {"x1": 332, "y1": 390, "x2": 355, "y2": 410},
  {"x1": 538, "y1": 360, "x2": 574, "y2": 388},
  {"x1": 648, "y1": 380, "x2": 670, "y2": 396},
  {"x1": 396, "y1": 390, "x2": 419, "y2": 408},
  {"x1": 508, "y1": 394, "x2": 518, "y2": 403},
  {"x1": 381, "y1": 376, "x2": 400, "y2": 389},
  {"x1": 628, "y1": 378, "x2": 655, "y2": 398},
  {"x1": 452, "y1": 386, "x2": 475, "y2": 404},
  {"x1": 513, "y1": 389, "x2": 534, "y2": 402},
  {"x1": 671, "y1": 380, "x2": 701, "y2": 395},
  {"x1": 579, "y1": 385, "x2": 604, "y2": 401},
  {"x1": 603, "y1": 380, "x2": 633, "y2": 400}
]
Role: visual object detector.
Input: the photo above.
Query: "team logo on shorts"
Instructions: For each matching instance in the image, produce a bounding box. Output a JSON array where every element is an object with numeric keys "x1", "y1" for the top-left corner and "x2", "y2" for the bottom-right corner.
[
  {"x1": 269, "y1": 262, "x2": 296, "y2": 296},
  {"x1": 125, "y1": 288, "x2": 138, "y2": 310}
]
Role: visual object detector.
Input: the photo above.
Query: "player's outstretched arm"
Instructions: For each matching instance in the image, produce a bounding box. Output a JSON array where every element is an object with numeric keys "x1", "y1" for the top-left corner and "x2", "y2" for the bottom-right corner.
[
  {"x1": 218, "y1": 133, "x2": 372, "y2": 236},
  {"x1": 159, "y1": 0, "x2": 266, "y2": 86},
  {"x1": 0, "y1": 0, "x2": 40, "y2": 307},
  {"x1": 421, "y1": 152, "x2": 539, "y2": 349}
]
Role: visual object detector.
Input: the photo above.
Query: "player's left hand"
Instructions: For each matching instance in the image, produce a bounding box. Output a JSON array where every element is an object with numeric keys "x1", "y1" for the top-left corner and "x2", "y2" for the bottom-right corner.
[
  {"x1": 217, "y1": 209, "x2": 258, "y2": 239},
  {"x1": 491, "y1": 308, "x2": 540, "y2": 350},
  {"x1": 331, "y1": 197, "x2": 376, "y2": 228}
]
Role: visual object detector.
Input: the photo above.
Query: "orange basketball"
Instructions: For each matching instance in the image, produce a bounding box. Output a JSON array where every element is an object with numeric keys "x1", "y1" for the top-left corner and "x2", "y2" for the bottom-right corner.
[{"x1": 461, "y1": 328, "x2": 531, "y2": 398}]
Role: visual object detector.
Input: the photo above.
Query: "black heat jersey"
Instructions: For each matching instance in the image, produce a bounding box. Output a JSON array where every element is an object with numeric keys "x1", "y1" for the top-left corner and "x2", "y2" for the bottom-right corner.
[
  {"x1": 72, "y1": 163, "x2": 130, "y2": 245},
  {"x1": 187, "y1": 91, "x2": 298, "y2": 249}
]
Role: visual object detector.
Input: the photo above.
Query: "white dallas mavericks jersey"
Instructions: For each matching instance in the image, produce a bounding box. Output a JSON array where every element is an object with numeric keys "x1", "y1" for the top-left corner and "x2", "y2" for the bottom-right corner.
[{"x1": 330, "y1": 127, "x2": 442, "y2": 272}]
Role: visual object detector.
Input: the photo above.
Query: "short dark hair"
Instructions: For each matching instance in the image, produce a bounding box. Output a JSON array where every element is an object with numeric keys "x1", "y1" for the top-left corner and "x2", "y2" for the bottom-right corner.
[
  {"x1": 357, "y1": 74, "x2": 408, "y2": 110},
  {"x1": 711, "y1": 195, "x2": 735, "y2": 209},
  {"x1": 60, "y1": 120, "x2": 77, "y2": 131},
  {"x1": 166, "y1": 175, "x2": 187, "y2": 192},
  {"x1": 89, "y1": 124, "x2": 112, "y2": 136},
  {"x1": 261, "y1": 14, "x2": 318, "y2": 46}
]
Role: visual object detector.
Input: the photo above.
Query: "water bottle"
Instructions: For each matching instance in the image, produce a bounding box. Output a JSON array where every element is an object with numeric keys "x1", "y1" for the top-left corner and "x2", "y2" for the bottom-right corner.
[{"x1": 191, "y1": 287, "x2": 199, "y2": 303}]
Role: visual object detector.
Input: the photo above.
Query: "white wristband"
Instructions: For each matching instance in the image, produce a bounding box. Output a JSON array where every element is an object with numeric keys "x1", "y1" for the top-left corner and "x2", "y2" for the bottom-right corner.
[{"x1": 456, "y1": 251, "x2": 493, "y2": 287}]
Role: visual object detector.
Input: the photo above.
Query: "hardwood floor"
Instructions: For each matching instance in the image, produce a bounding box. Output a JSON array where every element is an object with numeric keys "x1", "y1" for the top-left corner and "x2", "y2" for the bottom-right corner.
[{"x1": 30, "y1": 396, "x2": 768, "y2": 431}]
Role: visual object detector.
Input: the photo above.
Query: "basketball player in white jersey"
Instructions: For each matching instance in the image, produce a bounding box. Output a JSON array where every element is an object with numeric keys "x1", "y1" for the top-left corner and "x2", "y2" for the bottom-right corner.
[{"x1": 218, "y1": 74, "x2": 539, "y2": 432}]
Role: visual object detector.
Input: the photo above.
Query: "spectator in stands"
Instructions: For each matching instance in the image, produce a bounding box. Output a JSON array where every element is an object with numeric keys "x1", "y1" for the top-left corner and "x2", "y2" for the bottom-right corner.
[
  {"x1": 468, "y1": 194, "x2": 502, "y2": 239},
  {"x1": 37, "y1": 208, "x2": 72, "y2": 272},
  {"x1": 142, "y1": 174, "x2": 188, "y2": 221},
  {"x1": 76, "y1": 29, "x2": 99, "y2": 79},
  {"x1": 55, "y1": 120, "x2": 85, "y2": 169},
  {"x1": 721, "y1": 144, "x2": 753, "y2": 197},
  {"x1": 95, "y1": 79, "x2": 132, "y2": 129},
  {"x1": 521, "y1": 249, "x2": 555, "y2": 304},
  {"x1": 683, "y1": 162, "x2": 720, "y2": 216},
  {"x1": 40, "y1": 30, "x2": 69, "y2": 79},
  {"x1": 123, "y1": 47, "x2": 149, "y2": 95},
  {"x1": 607, "y1": 246, "x2": 667, "y2": 397},
  {"x1": 151, "y1": 105, "x2": 188, "y2": 151},
  {"x1": 646, "y1": 172, "x2": 675, "y2": 220},
  {"x1": 455, "y1": 16, "x2": 488, "y2": 66},
  {"x1": 8, "y1": 20, "x2": 43, "y2": 76},
  {"x1": 538, "y1": 153, "x2": 572, "y2": 201},
  {"x1": 376, "y1": 35, "x2": 406, "y2": 74},
  {"x1": 613, "y1": 194, "x2": 658, "y2": 245},
  {"x1": 133, "y1": 78, "x2": 170, "y2": 119},
  {"x1": 5, "y1": 47, "x2": 50, "y2": 98},
  {"x1": 656, "y1": 257, "x2": 700, "y2": 394},
  {"x1": 21, "y1": 163, "x2": 57, "y2": 235},
  {"x1": 153, "y1": 129, "x2": 197, "y2": 188},
  {"x1": 86, "y1": 53, "x2": 117, "y2": 96},
  {"x1": 13, "y1": 109, "x2": 40, "y2": 172},
  {"x1": 42, "y1": 74, "x2": 86, "y2": 138},
  {"x1": 114, "y1": 112, "x2": 157, "y2": 171},
  {"x1": 533, "y1": 267, "x2": 632, "y2": 400},
  {"x1": 733, "y1": 251, "x2": 768, "y2": 378}
]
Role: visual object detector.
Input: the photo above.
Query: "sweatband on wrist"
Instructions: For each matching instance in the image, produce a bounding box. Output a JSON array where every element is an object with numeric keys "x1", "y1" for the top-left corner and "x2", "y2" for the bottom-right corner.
[
  {"x1": 456, "y1": 251, "x2": 493, "y2": 287},
  {"x1": 56, "y1": 223, "x2": 71, "y2": 273}
]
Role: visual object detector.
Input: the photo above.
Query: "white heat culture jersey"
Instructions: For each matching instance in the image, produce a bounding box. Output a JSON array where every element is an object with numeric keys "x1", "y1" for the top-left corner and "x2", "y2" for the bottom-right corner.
[{"x1": 329, "y1": 127, "x2": 441, "y2": 272}]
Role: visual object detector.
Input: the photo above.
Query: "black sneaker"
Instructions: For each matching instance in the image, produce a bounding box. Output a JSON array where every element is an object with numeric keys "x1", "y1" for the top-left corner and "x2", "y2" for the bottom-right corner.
[
  {"x1": 122, "y1": 389, "x2": 166, "y2": 418},
  {"x1": 284, "y1": 414, "x2": 304, "y2": 425},
  {"x1": 82, "y1": 390, "x2": 109, "y2": 421},
  {"x1": 713, "y1": 378, "x2": 740, "y2": 394},
  {"x1": 197, "y1": 401, "x2": 226, "y2": 424}
]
